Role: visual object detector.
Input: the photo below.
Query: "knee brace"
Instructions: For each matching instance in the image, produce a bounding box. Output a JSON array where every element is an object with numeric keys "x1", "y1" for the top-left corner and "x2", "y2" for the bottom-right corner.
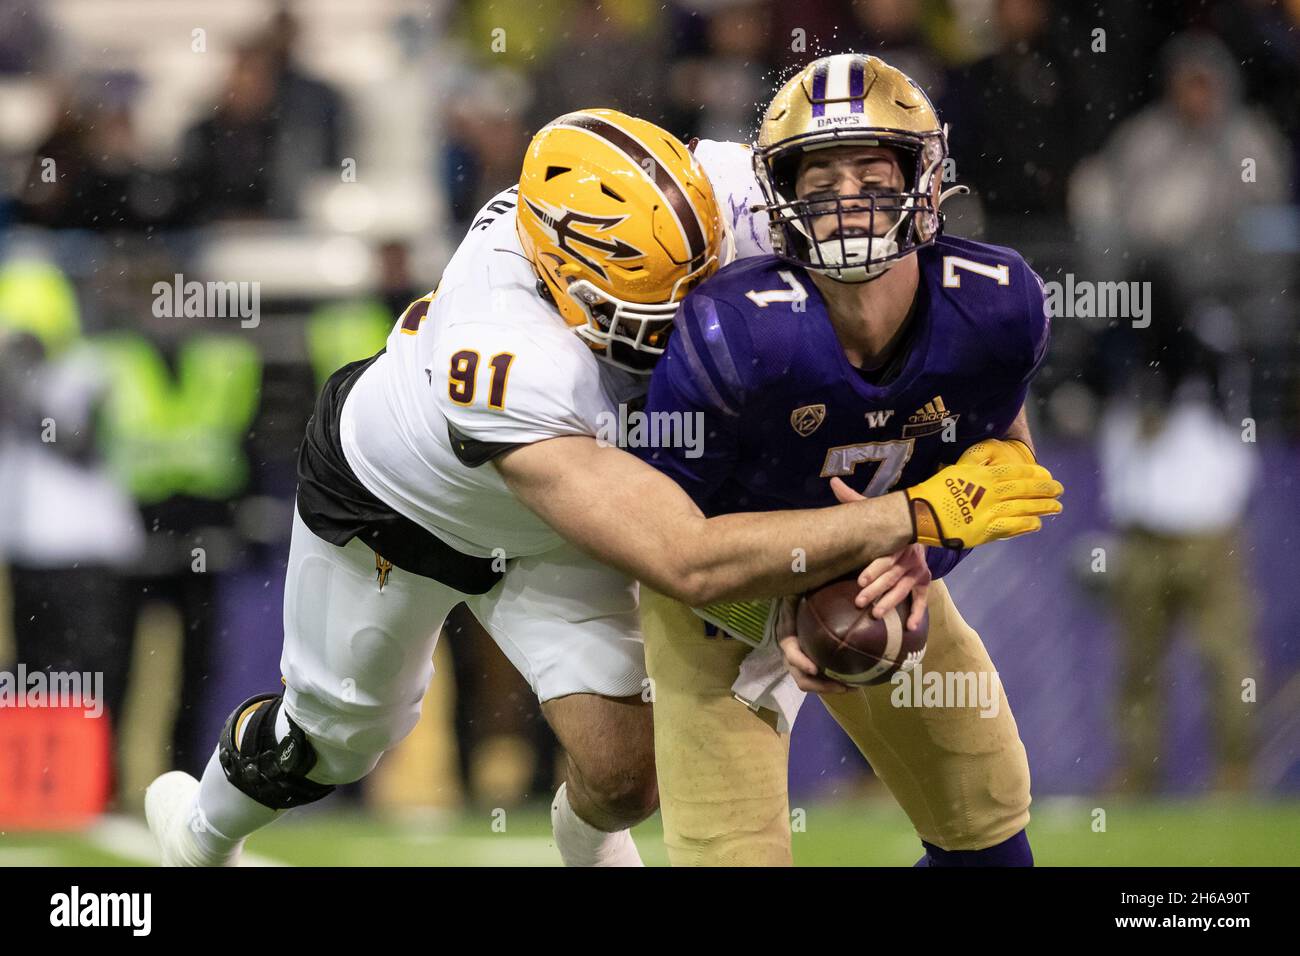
[{"x1": 218, "y1": 693, "x2": 335, "y2": 811}]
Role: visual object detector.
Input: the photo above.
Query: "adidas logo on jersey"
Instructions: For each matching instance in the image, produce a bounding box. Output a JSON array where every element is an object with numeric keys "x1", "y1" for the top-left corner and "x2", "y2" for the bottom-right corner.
[
  {"x1": 908, "y1": 395, "x2": 951, "y2": 425},
  {"x1": 902, "y1": 395, "x2": 960, "y2": 438}
]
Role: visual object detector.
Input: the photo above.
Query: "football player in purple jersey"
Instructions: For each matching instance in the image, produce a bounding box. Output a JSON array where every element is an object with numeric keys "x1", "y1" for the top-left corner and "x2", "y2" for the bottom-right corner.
[{"x1": 638, "y1": 53, "x2": 1059, "y2": 867}]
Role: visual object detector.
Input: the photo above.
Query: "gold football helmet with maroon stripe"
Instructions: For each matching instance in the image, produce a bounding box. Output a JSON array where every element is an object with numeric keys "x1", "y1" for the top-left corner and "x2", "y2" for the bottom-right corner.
[{"x1": 516, "y1": 109, "x2": 728, "y2": 373}]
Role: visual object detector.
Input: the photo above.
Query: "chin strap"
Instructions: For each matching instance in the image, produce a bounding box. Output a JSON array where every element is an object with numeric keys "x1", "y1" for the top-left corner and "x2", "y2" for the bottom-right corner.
[{"x1": 938, "y1": 184, "x2": 970, "y2": 207}]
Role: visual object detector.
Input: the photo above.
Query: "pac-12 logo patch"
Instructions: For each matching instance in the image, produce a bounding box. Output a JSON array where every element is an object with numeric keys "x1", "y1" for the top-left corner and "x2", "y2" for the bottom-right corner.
[{"x1": 790, "y1": 403, "x2": 827, "y2": 437}]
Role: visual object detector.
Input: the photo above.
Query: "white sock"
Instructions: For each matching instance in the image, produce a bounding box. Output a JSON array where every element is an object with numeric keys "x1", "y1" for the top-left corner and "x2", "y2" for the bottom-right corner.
[
  {"x1": 550, "y1": 782, "x2": 644, "y2": 867},
  {"x1": 188, "y1": 705, "x2": 292, "y2": 859}
]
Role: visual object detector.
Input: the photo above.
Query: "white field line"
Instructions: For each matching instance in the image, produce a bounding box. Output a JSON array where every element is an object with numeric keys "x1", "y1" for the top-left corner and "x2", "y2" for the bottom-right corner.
[
  {"x1": 350, "y1": 833, "x2": 559, "y2": 866},
  {"x1": 0, "y1": 847, "x2": 60, "y2": 865},
  {"x1": 86, "y1": 815, "x2": 287, "y2": 867}
]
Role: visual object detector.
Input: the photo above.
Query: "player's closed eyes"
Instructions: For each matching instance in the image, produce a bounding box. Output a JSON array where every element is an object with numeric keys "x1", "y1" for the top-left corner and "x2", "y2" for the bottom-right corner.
[{"x1": 804, "y1": 177, "x2": 892, "y2": 198}]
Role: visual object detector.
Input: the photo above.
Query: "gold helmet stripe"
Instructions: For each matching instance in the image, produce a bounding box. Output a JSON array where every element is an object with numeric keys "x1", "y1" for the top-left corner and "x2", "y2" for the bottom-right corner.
[{"x1": 553, "y1": 113, "x2": 708, "y2": 264}]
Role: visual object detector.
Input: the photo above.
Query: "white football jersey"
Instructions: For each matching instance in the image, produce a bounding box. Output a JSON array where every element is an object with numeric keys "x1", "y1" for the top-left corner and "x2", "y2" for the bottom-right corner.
[
  {"x1": 692, "y1": 139, "x2": 773, "y2": 260},
  {"x1": 340, "y1": 142, "x2": 769, "y2": 560}
]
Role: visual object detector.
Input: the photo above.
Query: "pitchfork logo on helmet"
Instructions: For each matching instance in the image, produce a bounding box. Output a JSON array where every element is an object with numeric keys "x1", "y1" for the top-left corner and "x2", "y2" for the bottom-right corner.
[
  {"x1": 753, "y1": 53, "x2": 967, "y2": 283},
  {"x1": 520, "y1": 199, "x2": 644, "y2": 279},
  {"x1": 517, "y1": 108, "x2": 730, "y2": 374}
]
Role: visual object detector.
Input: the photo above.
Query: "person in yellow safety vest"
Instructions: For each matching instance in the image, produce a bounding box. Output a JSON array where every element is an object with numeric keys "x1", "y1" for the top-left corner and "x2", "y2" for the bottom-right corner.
[
  {"x1": 0, "y1": 258, "x2": 82, "y2": 358},
  {"x1": 304, "y1": 301, "x2": 391, "y2": 391},
  {"x1": 95, "y1": 334, "x2": 261, "y2": 505},
  {"x1": 0, "y1": 257, "x2": 143, "y2": 799},
  {"x1": 89, "y1": 299, "x2": 393, "y2": 777},
  {"x1": 85, "y1": 331, "x2": 261, "y2": 777}
]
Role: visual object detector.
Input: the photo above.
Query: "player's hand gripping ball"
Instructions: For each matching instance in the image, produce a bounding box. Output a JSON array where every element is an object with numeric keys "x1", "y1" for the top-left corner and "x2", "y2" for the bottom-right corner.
[{"x1": 795, "y1": 579, "x2": 929, "y2": 685}]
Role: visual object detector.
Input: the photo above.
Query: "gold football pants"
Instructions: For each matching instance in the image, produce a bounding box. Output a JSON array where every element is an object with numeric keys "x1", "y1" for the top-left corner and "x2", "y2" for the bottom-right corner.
[
  {"x1": 640, "y1": 579, "x2": 1031, "y2": 865},
  {"x1": 641, "y1": 588, "x2": 793, "y2": 866}
]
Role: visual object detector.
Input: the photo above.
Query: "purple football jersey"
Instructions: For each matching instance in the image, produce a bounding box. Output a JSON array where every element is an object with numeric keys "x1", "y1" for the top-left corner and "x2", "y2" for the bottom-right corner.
[{"x1": 638, "y1": 235, "x2": 1051, "y2": 575}]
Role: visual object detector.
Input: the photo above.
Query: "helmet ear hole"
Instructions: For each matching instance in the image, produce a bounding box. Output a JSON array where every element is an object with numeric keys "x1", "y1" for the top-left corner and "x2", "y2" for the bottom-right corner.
[
  {"x1": 771, "y1": 153, "x2": 801, "y2": 200},
  {"x1": 896, "y1": 145, "x2": 920, "y2": 192}
]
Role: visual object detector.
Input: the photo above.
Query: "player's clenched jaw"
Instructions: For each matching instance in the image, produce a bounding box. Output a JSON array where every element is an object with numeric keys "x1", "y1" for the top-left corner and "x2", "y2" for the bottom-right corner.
[
  {"x1": 791, "y1": 143, "x2": 924, "y2": 370},
  {"x1": 794, "y1": 145, "x2": 907, "y2": 244}
]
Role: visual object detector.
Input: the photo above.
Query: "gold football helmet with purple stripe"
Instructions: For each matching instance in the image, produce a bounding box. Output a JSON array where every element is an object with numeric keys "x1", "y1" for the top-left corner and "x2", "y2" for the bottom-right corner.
[
  {"x1": 516, "y1": 109, "x2": 728, "y2": 373},
  {"x1": 754, "y1": 53, "x2": 962, "y2": 282}
]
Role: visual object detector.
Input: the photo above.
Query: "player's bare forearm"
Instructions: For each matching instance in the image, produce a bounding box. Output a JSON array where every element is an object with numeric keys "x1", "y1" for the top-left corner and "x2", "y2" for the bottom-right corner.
[
  {"x1": 496, "y1": 435, "x2": 913, "y2": 606},
  {"x1": 669, "y1": 489, "x2": 913, "y2": 602},
  {"x1": 1004, "y1": 404, "x2": 1034, "y2": 455}
]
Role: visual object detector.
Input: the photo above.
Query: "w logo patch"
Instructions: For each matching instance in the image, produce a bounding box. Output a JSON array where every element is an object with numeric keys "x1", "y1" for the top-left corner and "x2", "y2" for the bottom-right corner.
[{"x1": 864, "y1": 409, "x2": 894, "y2": 428}]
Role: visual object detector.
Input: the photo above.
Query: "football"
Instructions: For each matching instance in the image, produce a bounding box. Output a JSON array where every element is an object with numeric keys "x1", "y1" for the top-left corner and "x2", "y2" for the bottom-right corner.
[{"x1": 795, "y1": 579, "x2": 929, "y2": 686}]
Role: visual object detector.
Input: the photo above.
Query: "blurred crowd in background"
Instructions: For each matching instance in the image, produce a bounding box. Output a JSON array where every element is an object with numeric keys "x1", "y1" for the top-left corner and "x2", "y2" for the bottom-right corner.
[{"x1": 0, "y1": 0, "x2": 1296, "y2": 823}]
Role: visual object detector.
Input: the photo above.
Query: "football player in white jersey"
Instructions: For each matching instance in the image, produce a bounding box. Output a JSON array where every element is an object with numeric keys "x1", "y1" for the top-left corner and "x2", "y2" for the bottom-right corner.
[{"x1": 145, "y1": 109, "x2": 1061, "y2": 867}]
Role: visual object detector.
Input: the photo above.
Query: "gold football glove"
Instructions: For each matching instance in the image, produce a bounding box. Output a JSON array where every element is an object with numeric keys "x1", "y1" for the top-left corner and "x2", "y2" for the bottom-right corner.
[
  {"x1": 957, "y1": 437, "x2": 1037, "y2": 467},
  {"x1": 904, "y1": 461, "x2": 1063, "y2": 549}
]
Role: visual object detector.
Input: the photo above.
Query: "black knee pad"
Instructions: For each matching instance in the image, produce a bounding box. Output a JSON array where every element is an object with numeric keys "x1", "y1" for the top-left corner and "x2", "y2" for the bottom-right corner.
[{"x1": 218, "y1": 693, "x2": 335, "y2": 811}]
